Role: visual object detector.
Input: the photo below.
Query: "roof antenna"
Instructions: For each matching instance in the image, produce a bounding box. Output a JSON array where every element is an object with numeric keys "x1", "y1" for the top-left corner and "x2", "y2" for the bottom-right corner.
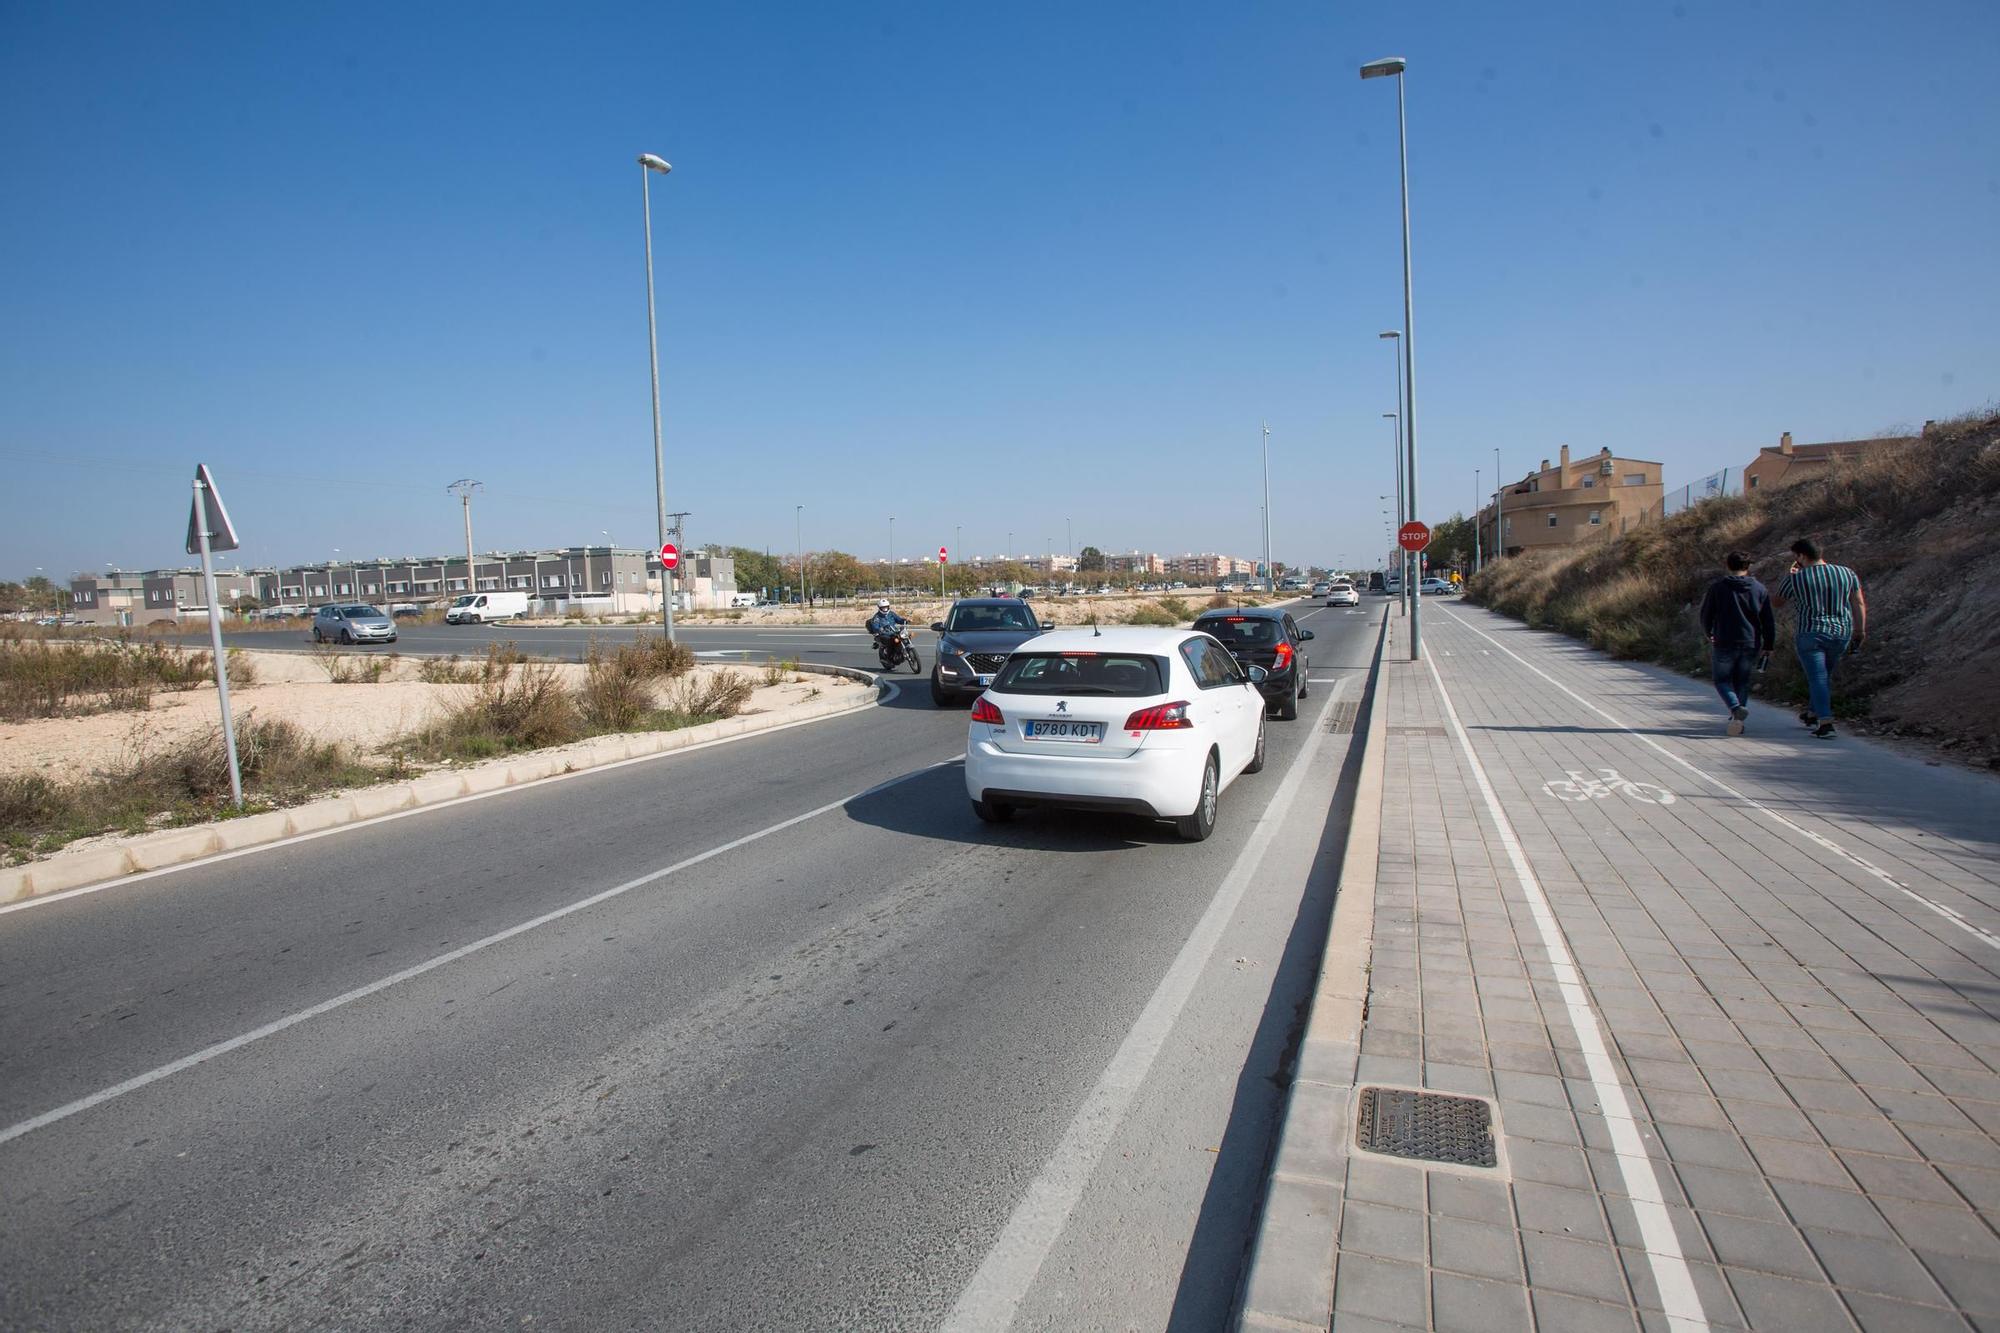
[{"x1": 1090, "y1": 603, "x2": 1101, "y2": 637}]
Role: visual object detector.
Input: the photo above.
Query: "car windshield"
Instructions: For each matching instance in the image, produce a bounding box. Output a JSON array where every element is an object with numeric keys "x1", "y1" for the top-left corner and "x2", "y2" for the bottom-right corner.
[
  {"x1": 1195, "y1": 617, "x2": 1280, "y2": 646},
  {"x1": 992, "y1": 652, "x2": 1166, "y2": 696},
  {"x1": 947, "y1": 603, "x2": 1038, "y2": 632},
  {"x1": 339, "y1": 604, "x2": 382, "y2": 617}
]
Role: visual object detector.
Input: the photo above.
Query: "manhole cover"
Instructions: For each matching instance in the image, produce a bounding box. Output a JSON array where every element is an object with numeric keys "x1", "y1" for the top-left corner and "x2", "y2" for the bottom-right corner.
[{"x1": 1355, "y1": 1088, "x2": 1497, "y2": 1167}]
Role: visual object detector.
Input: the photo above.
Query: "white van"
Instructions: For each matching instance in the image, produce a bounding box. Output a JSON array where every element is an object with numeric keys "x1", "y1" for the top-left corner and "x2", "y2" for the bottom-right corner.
[{"x1": 445, "y1": 591, "x2": 529, "y2": 624}]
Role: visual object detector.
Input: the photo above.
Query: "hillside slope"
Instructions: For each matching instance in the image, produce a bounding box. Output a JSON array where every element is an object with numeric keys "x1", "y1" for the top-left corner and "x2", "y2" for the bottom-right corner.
[{"x1": 1465, "y1": 412, "x2": 2000, "y2": 768}]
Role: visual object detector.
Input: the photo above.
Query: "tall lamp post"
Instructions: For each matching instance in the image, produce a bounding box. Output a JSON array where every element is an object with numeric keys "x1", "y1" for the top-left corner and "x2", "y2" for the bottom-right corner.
[
  {"x1": 1493, "y1": 447, "x2": 1504, "y2": 564},
  {"x1": 796, "y1": 504, "x2": 807, "y2": 606},
  {"x1": 1260, "y1": 420, "x2": 1274, "y2": 593},
  {"x1": 1383, "y1": 412, "x2": 1402, "y2": 615},
  {"x1": 1379, "y1": 332, "x2": 1405, "y2": 616},
  {"x1": 1363, "y1": 56, "x2": 1421, "y2": 660},
  {"x1": 1473, "y1": 468, "x2": 1482, "y2": 574},
  {"x1": 638, "y1": 151, "x2": 676, "y2": 640}
]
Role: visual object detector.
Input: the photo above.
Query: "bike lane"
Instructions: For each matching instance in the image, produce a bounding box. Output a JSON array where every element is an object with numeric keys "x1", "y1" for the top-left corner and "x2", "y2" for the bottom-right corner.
[{"x1": 1315, "y1": 606, "x2": 2000, "y2": 1331}]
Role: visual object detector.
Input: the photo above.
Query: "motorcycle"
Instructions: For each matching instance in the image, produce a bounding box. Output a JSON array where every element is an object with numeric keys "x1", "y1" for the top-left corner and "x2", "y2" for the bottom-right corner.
[{"x1": 875, "y1": 628, "x2": 923, "y2": 674}]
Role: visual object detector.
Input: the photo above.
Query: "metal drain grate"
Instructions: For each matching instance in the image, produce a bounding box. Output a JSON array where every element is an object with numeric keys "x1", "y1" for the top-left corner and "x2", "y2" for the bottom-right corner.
[
  {"x1": 1354, "y1": 1088, "x2": 1497, "y2": 1167},
  {"x1": 1387, "y1": 724, "x2": 1448, "y2": 738},
  {"x1": 1325, "y1": 701, "x2": 1360, "y2": 734}
]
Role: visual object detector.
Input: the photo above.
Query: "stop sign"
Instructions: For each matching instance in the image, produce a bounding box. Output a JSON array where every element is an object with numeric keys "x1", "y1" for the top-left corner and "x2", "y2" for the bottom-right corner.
[
  {"x1": 1397, "y1": 521, "x2": 1430, "y2": 553},
  {"x1": 659, "y1": 542, "x2": 680, "y2": 570}
]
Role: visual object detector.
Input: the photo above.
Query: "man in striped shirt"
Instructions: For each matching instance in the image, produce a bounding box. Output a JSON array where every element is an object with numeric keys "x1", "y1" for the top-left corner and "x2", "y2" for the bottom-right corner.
[{"x1": 1774, "y1": 538, "x2": 1867, "y2": 739}]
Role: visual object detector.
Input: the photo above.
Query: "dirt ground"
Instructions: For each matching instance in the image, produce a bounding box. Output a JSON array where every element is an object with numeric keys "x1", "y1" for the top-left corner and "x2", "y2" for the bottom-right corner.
[{"x1": 0, "y1": 648, "x2": 863, "y2": 781}]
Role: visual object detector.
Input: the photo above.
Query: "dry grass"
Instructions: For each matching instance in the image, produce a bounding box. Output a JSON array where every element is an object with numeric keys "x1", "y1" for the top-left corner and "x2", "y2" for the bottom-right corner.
[
  {"x1": 1, "y1": 714, "x2": 390, "y2": 862},
  {"x1": 0, "y1": 633, "x2": 212, "y2": 721}
]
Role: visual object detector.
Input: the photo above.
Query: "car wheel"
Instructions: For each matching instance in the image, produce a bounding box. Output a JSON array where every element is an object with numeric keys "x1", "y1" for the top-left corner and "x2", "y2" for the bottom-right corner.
[
  {"x1": 930, "y1": 678, "x2": 955, "y2": 707},
  {"x1": 312, "y1": 628, "x2": 322, "y2": 642},
  {"x1": 972, "y1": 798, "x2": 1014, "y2": 824},
  {"x1": 1279, "y1": 677, "x2": 1300, "y2": 721},
  {"x1": 1244, "y1": 719, "x2": 1267, "y2": 774},
  {"x1": 1175, "y1": 752, "x2": 1219, "y2": 842}
]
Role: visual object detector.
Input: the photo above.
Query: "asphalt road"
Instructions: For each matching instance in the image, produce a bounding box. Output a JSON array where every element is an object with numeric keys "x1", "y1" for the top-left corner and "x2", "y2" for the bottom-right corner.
[{"x1": 2, "y1": 600, "x2": 1387, "y2": 1331}]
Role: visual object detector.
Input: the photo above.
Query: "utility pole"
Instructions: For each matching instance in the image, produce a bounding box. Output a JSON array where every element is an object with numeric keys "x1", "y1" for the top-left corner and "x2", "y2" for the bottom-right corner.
[
  {"x1": 447, "y1": 479, "x2": 482, "y2": 597},
  {"x1": 667, "y1": 511, "x2": 691, "y2": 613},
  {"x1": 637, "y1": 152, "x2": 676, "y2": 640},
  {"x1": 1473, "y1": 468, "x2": 1482, "y2": 573},
  {"x1": 1494, "y1": 447, "x2": 1504, "y2": 565}
]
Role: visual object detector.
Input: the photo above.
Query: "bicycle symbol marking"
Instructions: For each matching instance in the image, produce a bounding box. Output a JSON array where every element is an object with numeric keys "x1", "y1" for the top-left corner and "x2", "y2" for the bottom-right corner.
[{"x1": 1540, "y1": 768, "x2": 1676, "y2": 805}]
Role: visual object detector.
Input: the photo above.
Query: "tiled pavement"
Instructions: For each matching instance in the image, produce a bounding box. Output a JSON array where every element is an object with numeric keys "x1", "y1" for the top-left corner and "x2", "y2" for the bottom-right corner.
[{"x1": 1328, "y1": 606, "x2": 2000, "y2": 1331}]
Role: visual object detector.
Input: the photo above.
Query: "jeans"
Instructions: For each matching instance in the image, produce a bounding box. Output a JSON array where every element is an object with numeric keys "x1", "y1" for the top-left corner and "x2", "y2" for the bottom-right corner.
[
  {"x1": 1711, "y1": 644, "x2": 1757, "y2": 711},
  {"x1": 1795, "y1": 630, "x2": 1849, "y2": 720}
]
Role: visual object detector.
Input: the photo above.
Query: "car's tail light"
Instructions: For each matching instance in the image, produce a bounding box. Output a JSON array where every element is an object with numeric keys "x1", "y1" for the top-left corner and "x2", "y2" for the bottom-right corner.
[
  {"x1": 970, "y1": 697, "x2": 1005, "y2": 725},
  {"x1": 1272, "y1": 640, "x2": 1294, "y2": 671},
  {"x1": 1124, "y1": 700, "x2": 1193, "y2": 730}
]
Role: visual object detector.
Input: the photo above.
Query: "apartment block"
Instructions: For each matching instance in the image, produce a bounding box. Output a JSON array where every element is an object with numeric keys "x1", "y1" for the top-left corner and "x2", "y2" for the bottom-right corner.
[
  {"x1": 1476, "y1": 445, "x2": 1663, "y2": 558},
  {"x1": 70, "y1": 545, "x2": 737, "y2": 624},
  {"x1": 1741, "y1": 429, "x2": 1918, "y2": 494}
]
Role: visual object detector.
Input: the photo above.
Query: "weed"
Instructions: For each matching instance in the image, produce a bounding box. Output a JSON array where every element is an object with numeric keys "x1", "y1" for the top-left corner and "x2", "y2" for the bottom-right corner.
[
  {"x1": 417, "y1": 654, "x2": 481, "y2": 685},
  {"x1": 224, "y1": 648, "x2": 258, "y2": 688},
  {"x1": 666, "y1": 669, "x2": 754, "y2": 719},
  {"x1": 1122, "y1": 604, "x2": 1177, "y2": 626},
  {"x1": 0, "y1": 637, "x2": 210, "y2": 721}
]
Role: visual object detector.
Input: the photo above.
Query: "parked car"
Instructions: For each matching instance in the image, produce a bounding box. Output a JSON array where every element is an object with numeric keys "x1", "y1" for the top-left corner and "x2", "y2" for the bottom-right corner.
[
  {"x1": 1419, "y1": 577, "x2": 1456, "y2": 596},
  {"x1": 1190, "y1": 606, "x2": 1313, "y2": 720},
  {"x1": 963, "y1": 627, "x2": 1268, "y2": 841},
  {"x1": 389, "y1": 603, "x2": 425, "y2": 617},
  {"x1": 445, "y1": 590, "x2": 529, "y2": 624},
  {"x1": 312, "y1": 602, "x2": 397, "y2": 644},
  {"x1": 259, "y1": 603, "x2": 308, "y2": 620},
  {"x1": 1326, "y1": 584, "x2": 1360, "y2": 607},
  {"x1": 929, "y1": 597, "x2": 1045, "y2": 707}
]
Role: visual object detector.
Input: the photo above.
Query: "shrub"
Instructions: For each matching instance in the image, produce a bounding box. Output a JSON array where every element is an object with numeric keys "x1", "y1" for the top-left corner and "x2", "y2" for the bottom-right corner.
[
  {"x1": 666, "y1": 669, "x2": 754, "y2": 719},
  {"x1": 0, "y1": 637, "x2": 210, "y2": 721},
  {"x1": 417, "y1": 654, "x2": 482, "y2": 685},
  {"x1": 1122, "y1": 604, "x2": 1177, "y2": 626},
  {"x1": 1156, "y1": 597, "x2": 1193, "y2": 620},
  {"x1": 225, "y1": 648, "x2": 258, "y2": 688}
]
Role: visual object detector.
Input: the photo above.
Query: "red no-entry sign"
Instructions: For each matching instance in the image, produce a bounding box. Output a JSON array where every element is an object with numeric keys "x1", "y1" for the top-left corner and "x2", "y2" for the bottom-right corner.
[
  {"x1": 1397, "y1": 521, "x2": 1430, "y2": 553},
  {"x1": 659, "y1": 542, "x2": 680, "y2": 570},
  {"x1": 939, "y1": 546, "x2": 948, "y2": 564}
]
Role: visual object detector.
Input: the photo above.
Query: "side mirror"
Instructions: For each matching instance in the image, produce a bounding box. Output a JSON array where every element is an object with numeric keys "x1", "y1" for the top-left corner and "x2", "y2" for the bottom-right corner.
[
  {"x1": 1248, "y1": 666, "x2": 1269, "y2": 684},
  {"x1": 1299, "y1": 629, "x2": 1315, "y2": 641},
  {"x1": 930, "y1": 622, "x2": 946, "y2": 633}
]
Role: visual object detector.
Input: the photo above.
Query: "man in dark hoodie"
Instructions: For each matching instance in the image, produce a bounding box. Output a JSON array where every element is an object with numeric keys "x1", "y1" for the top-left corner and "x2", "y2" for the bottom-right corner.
[{"x1": 1698, "y1": 551, "x2": 1776, "y2": 735}]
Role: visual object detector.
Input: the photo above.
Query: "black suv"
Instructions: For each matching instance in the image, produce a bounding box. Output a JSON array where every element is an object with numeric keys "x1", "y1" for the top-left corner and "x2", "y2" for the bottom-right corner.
[
  {"x1": 929, "y1": 597, "x2": 1045, "y2": 706},
  {"x1": 1191, "y1": 606, "x2": 1314, "y2": 719}
]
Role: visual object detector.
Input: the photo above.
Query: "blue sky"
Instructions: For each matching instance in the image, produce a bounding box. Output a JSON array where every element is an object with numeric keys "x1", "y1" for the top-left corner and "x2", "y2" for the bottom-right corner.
[{"x1": 3, "y1": 0, "x2": 1995, "y2": 579}]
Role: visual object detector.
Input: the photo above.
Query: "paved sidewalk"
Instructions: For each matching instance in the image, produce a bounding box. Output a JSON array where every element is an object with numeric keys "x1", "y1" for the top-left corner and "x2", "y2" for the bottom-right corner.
[{"x1": 1325, "y1": 606, "x2": 2000, "y2": 1331}]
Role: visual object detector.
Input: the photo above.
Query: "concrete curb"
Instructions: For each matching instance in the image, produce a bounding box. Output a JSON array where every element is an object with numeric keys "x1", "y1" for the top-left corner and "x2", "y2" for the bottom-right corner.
[
  {"x1": 0, "y1": 672, "x2": 883, "y2": 907},
  {"x1": 1236, "y1": 612, "x2": 1394, "y2": 1330}
]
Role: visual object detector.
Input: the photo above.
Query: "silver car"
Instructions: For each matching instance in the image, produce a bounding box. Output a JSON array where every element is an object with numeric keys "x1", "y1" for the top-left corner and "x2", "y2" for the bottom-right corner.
[{"x1": 312, "y1": 603, "x2": 398, "y2": 644}]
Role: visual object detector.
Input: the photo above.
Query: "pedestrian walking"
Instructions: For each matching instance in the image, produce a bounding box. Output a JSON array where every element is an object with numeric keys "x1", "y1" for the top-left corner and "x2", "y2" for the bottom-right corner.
[
  {"x1": 1698, "y1": 551, "x2": 1775, "y2": 735},
  {"x1": 1774, "y1": 538, "x2": 1867, "y2": 739}
]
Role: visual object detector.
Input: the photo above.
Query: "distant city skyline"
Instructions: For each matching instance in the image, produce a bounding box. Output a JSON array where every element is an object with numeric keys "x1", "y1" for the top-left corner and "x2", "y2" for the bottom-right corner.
[{"x1": 4, "y1": 2, "x2": 1994, "y2": 577}]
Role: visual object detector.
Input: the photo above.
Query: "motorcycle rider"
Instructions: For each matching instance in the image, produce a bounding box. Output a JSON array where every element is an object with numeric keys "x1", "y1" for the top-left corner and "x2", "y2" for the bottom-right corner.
[{"x1": 866, "y1": 599, "x2": 909, "y2": 666}]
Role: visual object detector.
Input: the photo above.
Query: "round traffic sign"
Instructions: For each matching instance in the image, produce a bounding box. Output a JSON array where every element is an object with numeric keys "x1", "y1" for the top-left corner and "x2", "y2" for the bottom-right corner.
[
  {"x1": 1397, "y1": 521, "x2": 1430, "y2": 553},
  {"x1": 659, "y1": 542, "x2": 680, "y2": 570},
  {"x1": 939, "y1": 546, "x2": 948, "y2": 564}
]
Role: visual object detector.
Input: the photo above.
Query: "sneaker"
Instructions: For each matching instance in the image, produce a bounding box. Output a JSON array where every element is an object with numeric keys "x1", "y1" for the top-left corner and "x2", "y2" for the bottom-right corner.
[
  {"x1": 1813, "y1": 721, "x2": 1836, "y2": 739},
  {"x1": 1727, "y1": 706, "x2": 1748, "y2": 737},
  {"x1": 1799, "y1": 709, "x2": 1818, "y2": 727}
]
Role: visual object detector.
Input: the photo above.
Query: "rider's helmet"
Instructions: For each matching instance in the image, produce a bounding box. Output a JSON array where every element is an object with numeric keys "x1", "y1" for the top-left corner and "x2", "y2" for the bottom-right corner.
[{"x1": 877, "y1": 599, "x2": 890, "y2": 611}]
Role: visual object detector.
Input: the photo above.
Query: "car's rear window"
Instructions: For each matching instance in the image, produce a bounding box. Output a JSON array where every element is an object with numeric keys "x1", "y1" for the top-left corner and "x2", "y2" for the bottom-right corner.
[
  {"x1": 992, "y1": 652, "x2": 1166, "y2": 696},
  {"x1": 1195, "y1": 616, "x2": 1280, "y2": 645}
]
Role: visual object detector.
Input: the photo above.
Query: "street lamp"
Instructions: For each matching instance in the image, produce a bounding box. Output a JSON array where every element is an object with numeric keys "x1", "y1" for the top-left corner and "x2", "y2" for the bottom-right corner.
[
  {"x1": 1472, "y1": 469, "x2": 1481, "y2": 574},
  {"x1": 1494, "y1": 446, "x2": 1504, "y2": 565},
  {"x1": 1383, "y1": 411, "x2": 1403, "y2": 616},
  {"x1": 796, "y1": 505, "x2": 809, "y2": 606},
  {"x1": 1261, "y1": 421, "x2": 1274, "y2": 592},
  {"x1": 638, "y1": 151, "x2": 676, "y2": 640},
  {"x1": 1363, "y1": 56, "x2": 1421, "y2": 660}
]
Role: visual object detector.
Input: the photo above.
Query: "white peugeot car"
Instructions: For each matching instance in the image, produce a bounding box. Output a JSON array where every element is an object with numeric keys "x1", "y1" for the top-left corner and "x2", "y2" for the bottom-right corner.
[{"x1": 963, "y1": 627, "x2": 1270, "y2": 841}]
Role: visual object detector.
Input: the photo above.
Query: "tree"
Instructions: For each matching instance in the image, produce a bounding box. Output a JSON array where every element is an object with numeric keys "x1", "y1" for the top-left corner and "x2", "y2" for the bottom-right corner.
[
  {"x1": 814, "y1": 550, "x2": 866, "y2": 598},
  {"x1": 1426, "y1": 512, "x2": 1475, "y2": 571},
  {"x1": 726, "y1": 546, "x2": 784, "y2": 597},
  {"x1": 1078, "y1": 545, "x2": 1105, "y2": 574},
  {"x1": 0, "y1": 581, "x2": 26, "y2": 613}
]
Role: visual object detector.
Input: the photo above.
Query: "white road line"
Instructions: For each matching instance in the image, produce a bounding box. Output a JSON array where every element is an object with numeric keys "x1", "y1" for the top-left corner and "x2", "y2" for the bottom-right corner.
[
  {"x1": 0, "y1": 758, "x2": 960, "y2": 1148},
  {"x1": 1424, "y1": 654, "x2": 1709, "y2": 1331},
  {"x1": 1441, "y1": 610, "x2": 2000, "y2": 954},
  {"x1": 0, "y1": 683, "x2": 884, "y2": 918},
  {"x1": 942, "y1": 679, "x2": 1349, "y2": 1332}
]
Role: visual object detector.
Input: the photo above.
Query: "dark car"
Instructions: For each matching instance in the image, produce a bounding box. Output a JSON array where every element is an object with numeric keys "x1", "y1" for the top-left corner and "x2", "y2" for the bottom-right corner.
[
  {"x1": 1190, "y1": 606, "x2": 1313, "y2": 720},
  {"x1": 929, "y1": 598, "x2": 1046, "y2": 706}
]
